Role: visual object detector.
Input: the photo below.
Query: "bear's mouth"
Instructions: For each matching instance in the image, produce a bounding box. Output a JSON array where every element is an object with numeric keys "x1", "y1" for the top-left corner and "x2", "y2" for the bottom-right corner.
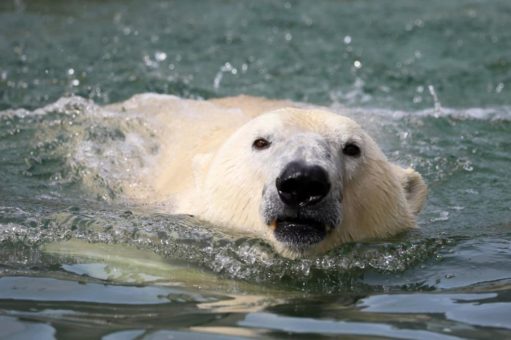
[{"x1": 272, "y1": 218, "x2": 327, "y2": 247}]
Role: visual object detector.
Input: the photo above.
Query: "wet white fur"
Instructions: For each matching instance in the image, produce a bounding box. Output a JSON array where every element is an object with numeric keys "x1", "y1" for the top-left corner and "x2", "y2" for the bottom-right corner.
[{"x1": 105, "y1": 94, "x2": 427, "y2": 258}]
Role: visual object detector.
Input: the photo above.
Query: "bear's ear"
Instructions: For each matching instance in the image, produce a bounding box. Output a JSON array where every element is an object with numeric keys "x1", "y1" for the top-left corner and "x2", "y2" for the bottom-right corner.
[
  {"x1": 392, "y1": 165, "x2": 428, "y2": 215},
  {"x1": 192, "y1": 153, "x2": 214, "y2": 190}
]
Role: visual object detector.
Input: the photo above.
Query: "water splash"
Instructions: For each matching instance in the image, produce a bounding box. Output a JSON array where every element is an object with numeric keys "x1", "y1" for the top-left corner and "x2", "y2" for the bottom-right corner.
[
  {"x1": 428, "y1": 84, "x2": 442, "y2": 114},
  {"x1": 1, "y1": 95, "x2": 509, "y2": 292},
  {"x1": 1, "y1": 96, "x2": 159, "y2": 201},
  {"x1": 0, "y1": 203, "x2": 452, "y2": 293}
]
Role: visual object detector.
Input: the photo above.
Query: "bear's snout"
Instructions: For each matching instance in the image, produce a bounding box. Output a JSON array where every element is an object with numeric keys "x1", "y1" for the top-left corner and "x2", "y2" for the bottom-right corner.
[{"x1": 276, "y1": 161, "x2": 331, "y2": 207}]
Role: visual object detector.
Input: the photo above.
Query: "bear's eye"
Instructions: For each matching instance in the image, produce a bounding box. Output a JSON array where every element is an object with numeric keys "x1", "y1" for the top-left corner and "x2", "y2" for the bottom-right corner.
[
  {"x1": 252, "y1": 138, "x2": 271, "y2": 150},
  {"x1": 343, "y1": 143, "x2": 361, "y2": 157}
]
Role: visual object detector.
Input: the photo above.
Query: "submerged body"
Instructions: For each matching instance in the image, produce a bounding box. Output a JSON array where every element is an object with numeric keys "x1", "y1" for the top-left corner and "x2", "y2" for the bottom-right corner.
[{"x1": 106, "y1": 94, "x2": 427, "y2": 258}]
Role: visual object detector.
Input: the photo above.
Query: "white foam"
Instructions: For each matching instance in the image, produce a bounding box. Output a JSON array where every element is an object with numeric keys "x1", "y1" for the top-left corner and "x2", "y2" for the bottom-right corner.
[
  {"x1": 331, "y1": 103, "x2": 511, "y2": 121},
  {"x1": 0, "y1": 96, "x2": 119, "y2": 118}
]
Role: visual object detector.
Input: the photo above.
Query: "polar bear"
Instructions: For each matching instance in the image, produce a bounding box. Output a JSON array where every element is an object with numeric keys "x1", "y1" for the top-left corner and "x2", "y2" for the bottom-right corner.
[{"x1": 106, "y1": 94, "x2": 427, "y2": 258}]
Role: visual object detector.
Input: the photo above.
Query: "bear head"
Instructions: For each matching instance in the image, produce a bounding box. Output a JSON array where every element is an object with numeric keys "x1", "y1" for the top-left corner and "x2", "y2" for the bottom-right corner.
[{"x1": 194, "y1": 108, "x2": 427, "y2": 258}]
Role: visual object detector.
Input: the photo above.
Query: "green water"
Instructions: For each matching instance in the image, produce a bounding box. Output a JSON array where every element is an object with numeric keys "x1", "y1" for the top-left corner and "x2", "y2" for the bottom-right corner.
[{"x1": 1, "y1": 0, "x2": 511, "y2": 338}]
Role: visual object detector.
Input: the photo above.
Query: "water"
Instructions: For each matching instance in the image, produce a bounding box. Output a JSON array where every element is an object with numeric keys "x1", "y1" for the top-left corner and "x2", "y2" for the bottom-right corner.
[{"x1": 1, "y1": 0, "x2": 511, "y2": 338}]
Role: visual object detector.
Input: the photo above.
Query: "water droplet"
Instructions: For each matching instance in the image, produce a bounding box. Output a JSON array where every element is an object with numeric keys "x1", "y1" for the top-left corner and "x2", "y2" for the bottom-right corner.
[
  {"x1": 462, "y1": 162, "x2": 474, "y2": 172},
  {"x1": 155, "y1": 51, "x2": 167, "y2": 62},
  {"x1": 343, "y1": 35, "x2": 352, "y2": 44},
  {"x1": 71, "y1": 79, "x2": 80, "y2": 86},
  {"x1": 213, "y1": 62, "x2": 238, "y2": 88},
  {"x1": 67, "y1": 68, "x2": 75, "y2": 76},
  {"x1": 428, "y1": 85, "x2": 442, "y2": 112},
  {"x1": 431, "y1": 211, "x2": 449, "y2": 222},
  {"x1": 143, "y1": 55, "x2": 158, "y2": 68},
  {"x1": 302, "y1": 16, "x2": 313, "y2": 26},
  {"x1": 284, "y1": 32, "x2": 292, "y2": 41},
  {"x1": 353, "y1": 60, "x2": 362, "y2": 69},
  {"x1": 379, "y1": 85, "x2": 390, "y2": 93}
]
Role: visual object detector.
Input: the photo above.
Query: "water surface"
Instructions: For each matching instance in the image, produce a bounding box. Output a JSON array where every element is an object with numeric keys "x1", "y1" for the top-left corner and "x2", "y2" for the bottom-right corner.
[{"x1": 1, "y1": 0, "x2": 511, "y2": 338}]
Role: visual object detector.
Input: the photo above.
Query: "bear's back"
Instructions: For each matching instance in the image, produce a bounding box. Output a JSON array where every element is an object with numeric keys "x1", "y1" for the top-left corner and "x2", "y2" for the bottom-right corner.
[{"x1": 104, "y1": 94, "x2": 300, "y2": 207}]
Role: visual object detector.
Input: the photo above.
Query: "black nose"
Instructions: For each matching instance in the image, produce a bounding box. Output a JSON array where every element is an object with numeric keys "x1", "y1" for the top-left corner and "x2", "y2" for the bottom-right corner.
[{"x1": 276, "y1": 161, "x2": 331, "y2": 207}]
